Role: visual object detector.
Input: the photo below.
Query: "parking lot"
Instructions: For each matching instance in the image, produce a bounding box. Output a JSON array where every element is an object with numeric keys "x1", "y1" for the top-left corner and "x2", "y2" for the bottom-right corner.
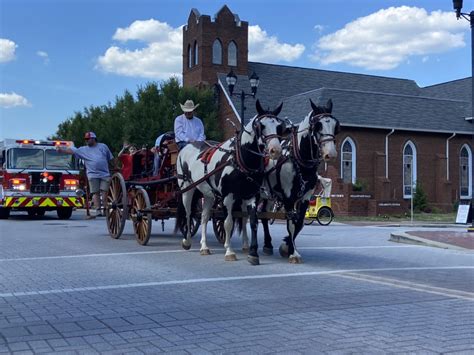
[{"x1": 1, "y1": 211, "x2": 473, "y2": 354}]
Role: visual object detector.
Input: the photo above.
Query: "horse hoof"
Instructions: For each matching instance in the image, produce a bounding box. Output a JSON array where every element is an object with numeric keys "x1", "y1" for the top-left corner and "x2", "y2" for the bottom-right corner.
[
  {"x1": 242, "y1": 247, "x2": 249, "y2": 254},
  {"x1": 200, "y1": 248, "x2": 211, "y2": 255},
  {"x1": 289, "y1": 256, "x2": 303, "y2": 264},
  {"x1": 279, "y1": 243, "x2": 289, "y2": 258},
  {"x1": 263, "y1": 246, "x2": 274, "y2": 256},
  {"x1": 247, "y1": 255, "x2": 260, "y2": 265},
  {"x1": 225, "y1": 254, "x2": 237, "y2": 261},
  {"x1": 181, "y1": 240, "x2": 191, "y2": 251}
]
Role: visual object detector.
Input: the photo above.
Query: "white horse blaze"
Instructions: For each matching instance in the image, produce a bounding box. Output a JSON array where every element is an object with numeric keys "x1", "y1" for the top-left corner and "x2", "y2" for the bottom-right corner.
[
  {"x1": 267, "y1": 137, "x2": 282, "y2": 159},
  {"x1": 319, "y1": 118, "x2": 337, "y2": 160}
]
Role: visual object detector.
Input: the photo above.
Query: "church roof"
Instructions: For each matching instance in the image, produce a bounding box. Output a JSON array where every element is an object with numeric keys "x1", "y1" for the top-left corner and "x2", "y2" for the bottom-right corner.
[
  {"x1": 421, "y1": 77, "x2": 472, "y2": 102},
  {"x1": 217, "y1": 62, "x2": 472, "y2": 135}
]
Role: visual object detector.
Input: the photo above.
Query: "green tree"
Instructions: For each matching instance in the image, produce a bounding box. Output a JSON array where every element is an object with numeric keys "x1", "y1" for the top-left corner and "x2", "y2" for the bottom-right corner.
[{"x1": 51, "y1": 78, "x2": 221, "y2": 154}]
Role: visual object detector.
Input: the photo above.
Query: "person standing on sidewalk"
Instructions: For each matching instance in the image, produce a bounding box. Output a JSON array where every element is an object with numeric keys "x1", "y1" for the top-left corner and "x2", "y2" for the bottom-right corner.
[
  {"x1": 58, "y1": 131, "x2": 114, "y2": 218},
  {"x1": 174, "y1": 99, "x2": 206, "y2": 151}
]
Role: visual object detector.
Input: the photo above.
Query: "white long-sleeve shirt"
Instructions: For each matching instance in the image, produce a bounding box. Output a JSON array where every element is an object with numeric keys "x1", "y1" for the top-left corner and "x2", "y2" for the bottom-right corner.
[{"x1": 174, "y1": 114, "x2": 206, "y2": 143}]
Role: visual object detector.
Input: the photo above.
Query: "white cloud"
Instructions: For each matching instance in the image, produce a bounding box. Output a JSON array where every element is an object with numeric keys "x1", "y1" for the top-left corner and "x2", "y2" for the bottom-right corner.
[
  {"x1": 37, "y1": 50, "x2": 49, "y2": 64},
  {"x1": 313, "y1": 25, "x2": 324, "y2": 34},
  {"x1": 97, "y1": 19, "x2": 306, "y2": 79},
  {"x1": 0, "y1": 38, "x2": 17, "y2": 63},
  {"x1": 0, "y1": 92, "x2": 31, "y2": 108},
  {"x1": 313, "y1": 6, "x2": 467, "y2": 70},
  {"x1": 97, "y1": 19, "x2": 182, "y2": 80},
  {"x1": 248, "y1": 25, "x2": 305, "y2": 63}
]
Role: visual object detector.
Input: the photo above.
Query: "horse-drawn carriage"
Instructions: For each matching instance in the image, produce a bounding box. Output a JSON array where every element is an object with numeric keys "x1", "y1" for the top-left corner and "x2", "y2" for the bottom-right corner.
[
  {"x1": 105, "y1": 99, "x2": 340, "y2": 265},
  {"x1": 105, "y1": 134, "x2": 201, "y2": 245}
]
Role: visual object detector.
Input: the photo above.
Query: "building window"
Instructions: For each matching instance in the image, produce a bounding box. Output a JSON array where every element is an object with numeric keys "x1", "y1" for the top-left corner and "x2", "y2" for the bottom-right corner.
[
  {"x1": 188, "y1": 44, "x2": 192, "y2": 68},
  {"x1": 403, "y1": 141, "x2": 417, "y2": 198},
  {"x1": 341, "y1": 137, "x2": 356, "y2": 184},
  {"x1": 460, "y1": 145, "x2": 472, "y2": 198},
  {"x1": 212, "y1": 39, "x2": 222, "y2": 64},
  {"x1": 194, "y1": 41, "x2": 198, "y2": 66},
  {"x1": 228, "y1": 41, "x2": 237, "y2": 66}
]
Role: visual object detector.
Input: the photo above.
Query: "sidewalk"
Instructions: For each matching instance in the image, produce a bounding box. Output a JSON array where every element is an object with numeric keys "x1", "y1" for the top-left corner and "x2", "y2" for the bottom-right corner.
[{"x1": 390, "y1": 229, "x2": 474, "y2": 251}]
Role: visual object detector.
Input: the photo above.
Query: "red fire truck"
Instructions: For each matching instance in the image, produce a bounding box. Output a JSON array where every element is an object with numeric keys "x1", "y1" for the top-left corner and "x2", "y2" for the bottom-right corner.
[{"x1": 0, "y1": 139, "x2": 85, "y2": 219}]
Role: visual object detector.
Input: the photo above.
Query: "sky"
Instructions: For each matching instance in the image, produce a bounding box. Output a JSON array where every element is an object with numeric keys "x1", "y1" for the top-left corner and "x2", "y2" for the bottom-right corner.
[{"x1": 0, "y1": 0, "x2": 472, "y2": 140}]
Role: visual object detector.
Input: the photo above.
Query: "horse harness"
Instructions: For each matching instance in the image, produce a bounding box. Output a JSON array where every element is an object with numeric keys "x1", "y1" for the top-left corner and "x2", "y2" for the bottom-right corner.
[
  {"x1": 263, "y1": 113, "x2": 337, "y2": 201},
  {"x1": 178, "y1": 114, "x2": 286, "y2": 195}
]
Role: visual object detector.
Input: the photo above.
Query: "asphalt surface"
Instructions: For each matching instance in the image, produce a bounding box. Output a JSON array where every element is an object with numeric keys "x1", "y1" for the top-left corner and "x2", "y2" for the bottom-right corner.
[{"x1": 0, "y1": 210, "x2": 473, "y2": 354}]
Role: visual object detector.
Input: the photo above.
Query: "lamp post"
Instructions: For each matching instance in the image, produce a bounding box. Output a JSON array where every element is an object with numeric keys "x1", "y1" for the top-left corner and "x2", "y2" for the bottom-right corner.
[
  {"x1": 226, "y1": 70, "x2": 260, "y2": 129},
  {"x1": 452, "y1": 1, "x2": 474, "y2": 231}
]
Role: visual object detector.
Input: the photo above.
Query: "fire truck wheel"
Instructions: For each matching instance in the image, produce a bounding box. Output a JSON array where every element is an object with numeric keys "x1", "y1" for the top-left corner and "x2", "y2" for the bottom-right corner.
[
  {"x1": 27, "y1": 210, "x2": 37, "y2": 218},
  {"x1": 0, "y1": 208, "x2": 10, "y2": 219},
  {"x1": 57, "y1": 207, "x2": 73, "y2": 220},
  {"x1": 36, "y1": 210, "x2": 46, "y2": 217}
]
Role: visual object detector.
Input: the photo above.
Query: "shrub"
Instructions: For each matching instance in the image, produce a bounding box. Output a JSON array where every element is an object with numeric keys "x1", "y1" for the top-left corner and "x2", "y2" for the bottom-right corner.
[
  {"x1": 413, "y1": 183, "x2": 428, "y2": 212},
  {"x1": 352, "y1": 179, "x2": 368, "y2": 192}
]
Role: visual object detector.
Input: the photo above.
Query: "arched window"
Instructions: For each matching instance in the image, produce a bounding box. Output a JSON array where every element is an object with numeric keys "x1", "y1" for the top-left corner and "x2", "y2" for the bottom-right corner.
[
  {"x1": 460, "y1": 145, "x2": 472, "y2": 198},
  {"x1": 194, "y1": 41, "x2": 198, "y2": 66},
  {"x1": 341, "y1": 137, "x2": 356, "y2": 184},
  {"x1": 212, "y1": 39, "x2": 222, "y2": 64},
  {"x1": 187, "y1": 44, "x2": 192, "y2": 68},
  {"x1": 403, "y1": 141, "x2": 417, "y2": 198},
  {"x1": 228, "y1": 41, "x2": 237, "y2": 66}
]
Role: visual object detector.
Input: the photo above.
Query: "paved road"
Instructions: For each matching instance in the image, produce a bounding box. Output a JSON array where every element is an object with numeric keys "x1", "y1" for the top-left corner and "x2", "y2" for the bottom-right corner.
[{"x1": 0, "y1": 211, "x2": 473, "y2": 354}]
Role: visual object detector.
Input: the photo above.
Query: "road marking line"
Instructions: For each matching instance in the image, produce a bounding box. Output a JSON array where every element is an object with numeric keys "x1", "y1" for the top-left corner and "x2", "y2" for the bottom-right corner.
[
  {"x1": 0, "y1": 246, "x2": 421, "y2": 263},
  {"x1": 0, "y1": 250, "x2": 186, "y2": 262},
  {"x1": 1, "y1": 266, "x2": 473, "y2": 298},
  {"x1": 334, "y1": 272, "x2": 474, "y2": 301},
  {"x1": 298, "y1": 246, "x2": 419, "y2": 250}
]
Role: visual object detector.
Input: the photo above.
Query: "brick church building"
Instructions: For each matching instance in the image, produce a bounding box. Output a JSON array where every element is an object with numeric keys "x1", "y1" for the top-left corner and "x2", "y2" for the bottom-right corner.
[{"x1": 182, "y1": 5, "x2": 473, "y2": 216}]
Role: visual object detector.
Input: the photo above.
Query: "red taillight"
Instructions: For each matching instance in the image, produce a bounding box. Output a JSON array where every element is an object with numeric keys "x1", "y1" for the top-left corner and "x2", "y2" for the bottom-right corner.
[
  {"x1": 48, "y1": 175, "x2": 54, "y2": 181},
  {"x1": 309, "y1": 197, "x2": 317, "y2": 206}
]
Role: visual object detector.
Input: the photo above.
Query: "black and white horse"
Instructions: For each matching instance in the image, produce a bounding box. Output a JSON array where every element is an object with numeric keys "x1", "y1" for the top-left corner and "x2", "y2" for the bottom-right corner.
[
  {"x1": 246, "y1": 99, "x2": 340, "y2": 263},
  {"x1": 176, "y1": 101, "x2": 287, "y2": 265}
]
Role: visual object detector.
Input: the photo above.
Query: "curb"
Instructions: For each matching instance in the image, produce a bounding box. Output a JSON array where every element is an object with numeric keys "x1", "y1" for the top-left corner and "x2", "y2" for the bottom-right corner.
[{"x1": 389, "y1": 232, "x2": 470, "y2": 251}]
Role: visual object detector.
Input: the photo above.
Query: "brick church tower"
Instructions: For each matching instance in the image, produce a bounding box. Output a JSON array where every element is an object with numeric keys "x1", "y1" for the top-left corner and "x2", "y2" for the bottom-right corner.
[{"x1": 182, "y1": 6, "x2": 248, "y2": 87}]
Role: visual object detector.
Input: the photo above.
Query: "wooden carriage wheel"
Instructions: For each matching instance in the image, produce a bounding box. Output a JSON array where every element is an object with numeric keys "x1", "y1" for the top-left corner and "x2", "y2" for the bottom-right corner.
[
  {"x1": 131, "y1": 188, "x2": 152, "y2": 245},
  {"x1": 212, "y1": 217, "x2": 226, "y2": 244},
  {"x1": 105, "y1": 173, "x2": 128, "y2": 239}
]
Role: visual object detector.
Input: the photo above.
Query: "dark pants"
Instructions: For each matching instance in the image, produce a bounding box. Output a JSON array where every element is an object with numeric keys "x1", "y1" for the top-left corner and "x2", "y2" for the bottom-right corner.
[{"x1": 177, "y1": 141, "x2": 188, "y2": 151}]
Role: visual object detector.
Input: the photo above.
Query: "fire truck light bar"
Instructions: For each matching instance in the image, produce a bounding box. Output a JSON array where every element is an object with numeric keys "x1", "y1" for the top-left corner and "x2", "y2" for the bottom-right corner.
[{"x1": 16, "y1": 140, "x2": 71, "y2": 146}]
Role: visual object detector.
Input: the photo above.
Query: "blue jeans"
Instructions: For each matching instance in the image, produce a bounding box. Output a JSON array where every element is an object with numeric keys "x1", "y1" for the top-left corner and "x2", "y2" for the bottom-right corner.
[{"x1": 153, "y1": 153, "x2": 161, "y2": 176}]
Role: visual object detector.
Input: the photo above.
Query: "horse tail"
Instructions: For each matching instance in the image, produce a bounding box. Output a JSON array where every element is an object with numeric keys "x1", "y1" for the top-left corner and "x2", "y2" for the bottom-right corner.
[
  {"x1": 174, "y1": 189, "x2": 203, "y2": 236},
  {"x1": 174, "y1": 194, "x2": 185, "y2": 236},
  {"x1": 234, "y1": 199, "x2": 245, "y2": 235},
  {"x1": 235, "y1": 215, "x2": 243, "y2": 235}
]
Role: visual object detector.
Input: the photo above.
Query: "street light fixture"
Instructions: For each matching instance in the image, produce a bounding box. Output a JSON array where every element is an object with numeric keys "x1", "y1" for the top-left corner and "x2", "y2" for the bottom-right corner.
[
  {"x1": 452, "y1": 0, "x2": 474, "y2": 231},
  {"x1": 225, "y1": 70, "x2": 260, "y2": 128}
]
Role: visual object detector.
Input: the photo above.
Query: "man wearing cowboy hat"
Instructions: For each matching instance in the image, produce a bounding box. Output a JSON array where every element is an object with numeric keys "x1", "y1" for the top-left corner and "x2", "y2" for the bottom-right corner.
[{"x1": 174, "y1": 99, "x2": 206, "y2": 150}]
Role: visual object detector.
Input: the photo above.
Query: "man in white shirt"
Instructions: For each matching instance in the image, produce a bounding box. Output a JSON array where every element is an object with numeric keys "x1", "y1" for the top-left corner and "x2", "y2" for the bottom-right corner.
[{"x1": 174, "y1": 99, "x2": 206, "y2": 150}]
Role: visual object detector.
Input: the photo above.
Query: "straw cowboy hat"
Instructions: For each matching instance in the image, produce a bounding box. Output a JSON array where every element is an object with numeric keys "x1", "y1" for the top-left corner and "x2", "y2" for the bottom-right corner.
[{"x1": 180, "y1": 100, "x2": 200, "y2": 113}]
